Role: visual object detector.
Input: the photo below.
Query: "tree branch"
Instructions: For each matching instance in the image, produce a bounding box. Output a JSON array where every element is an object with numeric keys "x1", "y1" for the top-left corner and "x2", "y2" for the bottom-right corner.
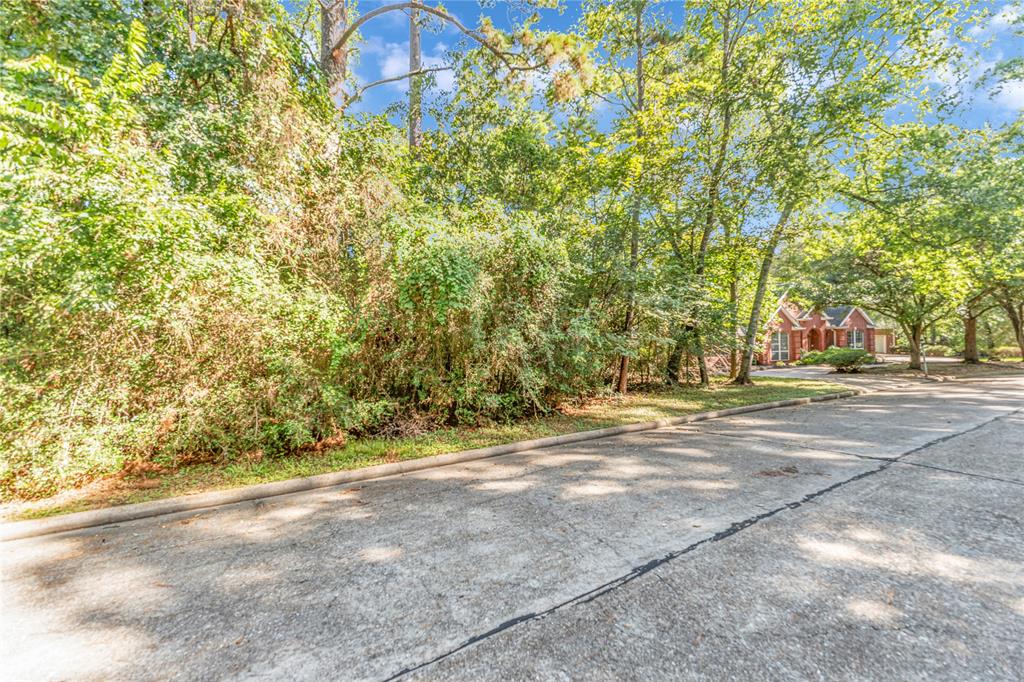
[
  {"x1": 347, "y1": 65, "x2": 453, "y2": 103},
  {"x1": 331, "y1": 2, "x2": 543, "y2": 74}
]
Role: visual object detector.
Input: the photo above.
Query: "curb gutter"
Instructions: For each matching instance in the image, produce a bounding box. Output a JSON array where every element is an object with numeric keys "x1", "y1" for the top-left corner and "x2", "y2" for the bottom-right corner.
[{"x1": 0, "y1": 389, "x2": 861, "y2": 542}]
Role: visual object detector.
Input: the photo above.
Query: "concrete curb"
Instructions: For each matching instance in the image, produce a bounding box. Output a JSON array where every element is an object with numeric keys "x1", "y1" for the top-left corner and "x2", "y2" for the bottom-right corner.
[{"x1": 0, "y1": 389, "x2": 861, "y2": 543}]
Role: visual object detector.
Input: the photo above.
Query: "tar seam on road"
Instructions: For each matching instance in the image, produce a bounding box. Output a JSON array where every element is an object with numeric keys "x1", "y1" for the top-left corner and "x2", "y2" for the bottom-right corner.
[
  {"x1": 893, "y1": 460, "x2": 1024, "y2": 487},
  {"x1": 382, "y1": 406, "x2": 1024, "y2": 681}
]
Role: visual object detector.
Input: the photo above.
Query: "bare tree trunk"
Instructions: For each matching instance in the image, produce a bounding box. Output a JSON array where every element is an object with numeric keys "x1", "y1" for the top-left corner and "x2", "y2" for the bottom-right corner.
[
  {"x1": 728, "y1": 278, "x2": 738, "y2": 379},
  {"x1": 320, "y1": 0, "x2": 348, "y2": 103},
  {"x1": 665, "y1": 337, "x2": 683, "y2": 384},
  {"x1": 963, "y1": 314, "x2": 979, "y2": 363},
  {"x1": 733, "y1": 203, "x2": 794, "y2": 385},
  {"x1": 408, "y1": 7, "x2": 422, "y2": 149},
  {"x1": 1002, "y1": 300, "x2": 1024, "y2": 359},
  {"x1": 908, "y1": 322, "x2": 924, "y2": 370},
  {"x1": 617, "y1": 220, "x2": 640, "y2": 393},
  {"x1": 991, "y1": 286, "x2": 1024, "y2": 358}
]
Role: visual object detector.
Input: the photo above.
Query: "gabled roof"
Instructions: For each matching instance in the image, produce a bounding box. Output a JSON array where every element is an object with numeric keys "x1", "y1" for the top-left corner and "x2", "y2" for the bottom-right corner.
[
  {"x1": 770, "y1": 301, "x2": 802, "y2": 327},
  {"x1": 795, "y1": 304, "x2": 876, "y2": 329},
  {"x1": 797, "y1": 309, "x2": 833, "y2": 321},
  {"x1": 823, "y1": 306, "x2": 853, "y2": 327},
  {"x1": 829, "y1": 305, "x2": 877, "y2": 328},
  {"x1": 771, "y1": 297, "x2": 804, "y2": 329}
]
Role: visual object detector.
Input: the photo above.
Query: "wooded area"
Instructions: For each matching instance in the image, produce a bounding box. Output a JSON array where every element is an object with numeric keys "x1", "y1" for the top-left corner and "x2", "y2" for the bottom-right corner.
[{"x1": 2, "y1": 0, "x2": 1022, "y2": 500}]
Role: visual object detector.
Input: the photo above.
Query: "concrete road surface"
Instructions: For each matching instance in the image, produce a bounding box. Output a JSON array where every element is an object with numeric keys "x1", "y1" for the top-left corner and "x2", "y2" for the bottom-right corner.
[{"x1": 2, "y1": 377, "x2": 1023, "y2": 681}]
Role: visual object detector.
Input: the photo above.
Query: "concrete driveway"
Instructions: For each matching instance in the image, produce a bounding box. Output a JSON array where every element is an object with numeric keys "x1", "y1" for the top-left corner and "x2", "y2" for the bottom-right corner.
[{"x1": 2, "y1": 378, "x2": 1023, "y2": 680}]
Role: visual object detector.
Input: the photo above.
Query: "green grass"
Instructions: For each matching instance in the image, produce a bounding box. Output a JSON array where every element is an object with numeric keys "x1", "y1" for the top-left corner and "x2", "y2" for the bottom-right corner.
[{"x1": 2, "y1": 377, "x2": 846, "y2": 522}]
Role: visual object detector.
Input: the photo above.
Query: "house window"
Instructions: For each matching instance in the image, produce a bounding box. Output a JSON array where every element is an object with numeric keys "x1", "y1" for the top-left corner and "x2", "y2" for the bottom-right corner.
[
  {"x1": 848, "y1": 328, "x2": 864, "y2": 349},
  {"x1": 771, "y1": 331, "x2": 789, "y2": 361}
]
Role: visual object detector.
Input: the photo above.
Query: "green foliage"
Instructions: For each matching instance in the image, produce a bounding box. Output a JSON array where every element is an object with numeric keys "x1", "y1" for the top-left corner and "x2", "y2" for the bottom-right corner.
[
  {"x1": 924, "y1": 344, "x2": 956, "y2": 358},
  {"x1": 989, "y1": 346, "x2": 1022, "y2": 360},
  {"x1": 799, "y1": 347, "x2": 875, "y2": 372},
  {"x1": 0, "y1": 0, "x2": 1008, "y2": 503},
  {"x1": 797, "y1": 350, "x2": 824, "y2": 365}
]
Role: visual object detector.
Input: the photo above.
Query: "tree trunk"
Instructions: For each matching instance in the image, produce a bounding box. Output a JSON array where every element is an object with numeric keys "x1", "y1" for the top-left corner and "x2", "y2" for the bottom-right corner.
[
  {"x1": 408, "y1": 8, "x2": 423, "y2": 149},
  {"x1": 320, "y1": 0, "x2": 348, "y2": 103},
  {"x1": 614, "y1": 3, "x2": 647, "y2": 395},
  {"x1": 666, "y1": 337, "x2": 683, "y2": 384},
  {"x1": 692, "y1": 7, "x2": 733, "y2": 388},
  {"x1": 616, "y1": 220, "x2": 640, "y2": 393},
  {"x1": 993, "y1": 288, "x2": 1024, "y2": 358},
  {"x1": 733, "y1": 203, "x2": 794, "y2": 385},
  {"x1": 728, "y1": 278, "x2": 738, "y2": 379},
  {"x1": 963, "y1": 314, "x2": 979, "y2": 363},
  {"x1": 1008, "y1": 303, "x2": 1024, "y2": 359},
  {"x1": 908, "y1": 322, "x2": 924, "y2": 370}
]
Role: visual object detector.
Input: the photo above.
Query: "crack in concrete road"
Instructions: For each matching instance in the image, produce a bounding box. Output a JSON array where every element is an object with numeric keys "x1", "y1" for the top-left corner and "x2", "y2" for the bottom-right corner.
[
  {"x1": 893, "y1": 460, "x2": 1024, "y2": 487},
  {"x1": 384, "y1": 406, "x2": 1023, "y2": 681}
]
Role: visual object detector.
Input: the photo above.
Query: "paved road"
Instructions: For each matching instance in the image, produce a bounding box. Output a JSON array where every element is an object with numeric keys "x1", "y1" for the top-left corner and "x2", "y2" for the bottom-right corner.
[{"x1": 3, "y1": 378, "x2": 1023, "y2": 681}]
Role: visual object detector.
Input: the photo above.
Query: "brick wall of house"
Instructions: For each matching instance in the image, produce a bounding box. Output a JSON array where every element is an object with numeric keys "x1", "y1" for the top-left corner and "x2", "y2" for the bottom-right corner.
[
  {"x1": 759, "y1": 311, "x2": 802, "y2": 364},
  {"x1": 844, "y1": 309, "x2": 873, "y2": 352}
]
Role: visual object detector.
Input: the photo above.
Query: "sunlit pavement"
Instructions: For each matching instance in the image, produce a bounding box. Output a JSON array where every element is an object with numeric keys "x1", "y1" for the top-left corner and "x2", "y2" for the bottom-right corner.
[{"x1": 2, "y1": 378, "x2": 1023, "y2": 680}]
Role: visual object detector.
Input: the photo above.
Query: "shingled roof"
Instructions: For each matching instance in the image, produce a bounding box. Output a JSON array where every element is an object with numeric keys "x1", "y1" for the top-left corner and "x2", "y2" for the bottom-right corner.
[
  {"x1": 795, "y1": 305, "x2": 876, "y2": 328},
  {"x1": 824, "y1": 305, "x2": 853, "y2": 326}
]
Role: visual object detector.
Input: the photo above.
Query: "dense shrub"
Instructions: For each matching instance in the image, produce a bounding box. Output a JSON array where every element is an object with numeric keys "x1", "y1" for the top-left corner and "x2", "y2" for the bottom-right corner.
[
  {"x1": 924, "y1": 344, "x2": 956, "y2": 357},
  {"x1": 988, "y1": 346, "x2": 1023, "y2": 360},
  {"x1": 0, "y1": 25, "x2": 614, "y2": 499},
  {"x1": 798, "y1": 347, "x2": 875, "y2": 372},
  {"x1": 797, "y1": 350, "x2": 823, "y2": 365}
]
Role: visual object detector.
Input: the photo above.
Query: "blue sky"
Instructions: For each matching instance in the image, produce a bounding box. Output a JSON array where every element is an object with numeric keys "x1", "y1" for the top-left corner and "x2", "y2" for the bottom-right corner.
[{"x1": 339, "y1": 1, "x2": 1024, "y2": 130}]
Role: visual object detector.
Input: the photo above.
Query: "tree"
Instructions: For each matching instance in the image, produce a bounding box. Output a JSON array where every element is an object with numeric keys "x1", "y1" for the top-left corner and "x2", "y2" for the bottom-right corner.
[
  {"x1": 730, "y1": 1, "x2": 962, "y2": 383},
  {"x1": 320, "y1": 0, "x2": 348, "y2": 101}
]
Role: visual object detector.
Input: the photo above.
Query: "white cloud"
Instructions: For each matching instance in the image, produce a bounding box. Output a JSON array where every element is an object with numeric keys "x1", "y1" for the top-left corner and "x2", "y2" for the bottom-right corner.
[
  {"x1": 989, "y1": 3, "x2": 1021, "y2": 31},
  {"x1": 931, "y1": 56, "x2": 997, "y2": 87},
  {"x1": 993, "y1": 79, "x2": 1024, "y2": 109},
  {"x1": 969, "y1": 3, "x2": 1022, "y2": 37},
  {"x1": 379, "y1": 42, "x2": 409, "y2": 82},
  {"x1": 359, "y1": 40, "x2": 456, "y2": 93}
]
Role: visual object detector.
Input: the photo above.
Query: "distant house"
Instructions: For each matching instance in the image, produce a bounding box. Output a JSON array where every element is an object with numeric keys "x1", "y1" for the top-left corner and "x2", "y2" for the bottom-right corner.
[{"x1": 757, "y1": 299, "x2": 895, "y2": 364}]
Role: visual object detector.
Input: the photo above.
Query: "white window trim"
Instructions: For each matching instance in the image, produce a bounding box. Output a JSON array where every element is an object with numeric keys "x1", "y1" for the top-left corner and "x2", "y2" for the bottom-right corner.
[
  {"x1": 771, "y1": 331, "x2": 790, "y2": 362},
  {"x1": 848, "y1": 328, "x2": 864, "y2": 349}
]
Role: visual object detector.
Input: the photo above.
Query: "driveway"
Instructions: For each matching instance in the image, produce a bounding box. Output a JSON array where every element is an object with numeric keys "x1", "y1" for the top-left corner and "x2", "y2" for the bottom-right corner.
[
  {"x1": 751, "y1": 363, "x2": 896, "y2": 389},
  {"x1": 2, "y1": 378, "x2": 1023, "y2": 680}
]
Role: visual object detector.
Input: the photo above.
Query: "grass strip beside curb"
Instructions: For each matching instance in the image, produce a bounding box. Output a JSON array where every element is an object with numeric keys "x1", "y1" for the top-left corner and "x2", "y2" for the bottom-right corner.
[{"x1": 0, "y1": 389, "x2": 859, "y2": 542}]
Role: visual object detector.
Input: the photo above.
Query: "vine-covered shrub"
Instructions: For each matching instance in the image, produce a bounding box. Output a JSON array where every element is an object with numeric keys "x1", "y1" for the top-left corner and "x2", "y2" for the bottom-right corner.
[
  {"x1": 345, "y1": 211, "x2": 608, "y2": 430},
  {"x1": 0, "y1": 26, "x2": 613, "y2": 499}
]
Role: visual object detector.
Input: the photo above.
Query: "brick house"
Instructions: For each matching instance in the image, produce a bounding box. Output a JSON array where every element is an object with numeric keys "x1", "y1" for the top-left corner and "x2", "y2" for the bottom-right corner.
[{"x1": 757, "y1": 299, "x2": 894, "y2": 364}]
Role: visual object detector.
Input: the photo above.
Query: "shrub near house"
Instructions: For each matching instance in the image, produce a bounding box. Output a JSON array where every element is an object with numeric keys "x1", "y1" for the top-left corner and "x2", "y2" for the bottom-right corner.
[{"x1": 799, "y1": 347, "x2": 876, "y2": 372}]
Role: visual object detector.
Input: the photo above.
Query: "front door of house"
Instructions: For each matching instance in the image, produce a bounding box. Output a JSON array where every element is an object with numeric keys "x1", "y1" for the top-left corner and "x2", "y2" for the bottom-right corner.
[{"x1": 808, "y1": 328, "x2": 821, "y2": 351}]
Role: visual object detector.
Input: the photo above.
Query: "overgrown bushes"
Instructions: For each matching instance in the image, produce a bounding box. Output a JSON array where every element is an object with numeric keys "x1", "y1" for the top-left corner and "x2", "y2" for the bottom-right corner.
[{"x1": 0, "y1": 24, "x2": 613, "y2": 499}]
